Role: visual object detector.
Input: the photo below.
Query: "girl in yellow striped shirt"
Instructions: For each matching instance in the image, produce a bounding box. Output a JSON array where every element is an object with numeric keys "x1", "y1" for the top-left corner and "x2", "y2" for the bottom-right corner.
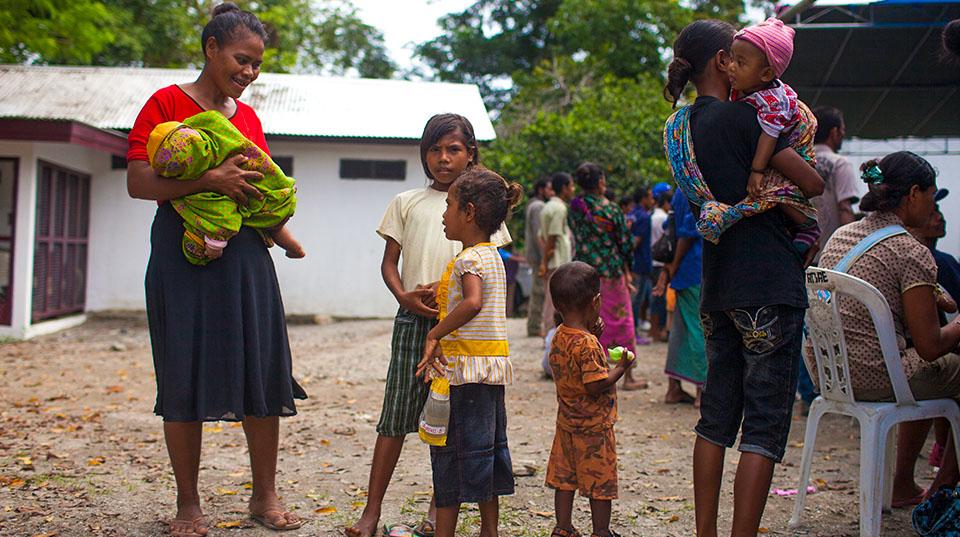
[{"x1": 416, "y1": 167, "x2": 523, "y2": 537}]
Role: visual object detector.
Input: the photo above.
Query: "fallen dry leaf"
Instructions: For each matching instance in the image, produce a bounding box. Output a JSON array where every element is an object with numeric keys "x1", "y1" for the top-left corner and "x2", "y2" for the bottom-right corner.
[
  {"x1": 216, "y1": 487, "x2": 238, "y2": 496},
  {"x1": 315, "y1": 506, "x2": 337, "y2": 515},
  {"x1": 215, "y1": 520, "x2": 245, "y2": 528},
  {"x1": 87, "y1": 456, "x2": 106, "y2": 466}
]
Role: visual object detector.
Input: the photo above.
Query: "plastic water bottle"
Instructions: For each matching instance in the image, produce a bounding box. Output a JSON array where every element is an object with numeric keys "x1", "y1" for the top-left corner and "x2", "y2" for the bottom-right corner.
[
  {"x1": 419, "y1": 376, "x2": 451, "y2": 446},
  {"x1": 608, "y1": 346, "x2": 635, "y2": 364}
]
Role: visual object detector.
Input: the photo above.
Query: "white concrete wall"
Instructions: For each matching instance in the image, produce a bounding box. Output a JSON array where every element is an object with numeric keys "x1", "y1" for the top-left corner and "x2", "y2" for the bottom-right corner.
[
  {"x1": 266, "y1": 140, "x2": 425, "y2": 317},
  {"x1": 842, "y1": 138, "x2": 960, "y2": 258},
  {"x1": 0, "y1": 140, "x2": 125, "y2": 336},
  {"x1": 2, "y1": 139, "x2": 420, "y2": 320},
  {"x1": 79, "y1": 140, "x2": 426, "y2": 318}
]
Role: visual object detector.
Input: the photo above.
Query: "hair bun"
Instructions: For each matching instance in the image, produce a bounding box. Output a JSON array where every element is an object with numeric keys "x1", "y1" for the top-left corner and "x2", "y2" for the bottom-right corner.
[{"x1": 212, "y1": 2, "x2": 241, "y2": 18}]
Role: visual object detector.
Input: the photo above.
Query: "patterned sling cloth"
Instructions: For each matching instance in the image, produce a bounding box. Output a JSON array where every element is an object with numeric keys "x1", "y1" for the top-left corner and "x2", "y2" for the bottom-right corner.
[
  {"x1": 662, "y1": 101, "x2": 818, "y2": 244},
  {"x1": 148, "y1": 111, "x2": 297, "y2": 265}
]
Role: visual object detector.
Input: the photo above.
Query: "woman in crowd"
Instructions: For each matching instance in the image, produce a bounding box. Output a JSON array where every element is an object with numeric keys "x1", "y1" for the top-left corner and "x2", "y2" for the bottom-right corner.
[
  {"x1": 568, "y1": 162, "x2": 646, "y2": 390},
  {"x1": 814, "y1": 151, "x2": 960, "y2": 506}
]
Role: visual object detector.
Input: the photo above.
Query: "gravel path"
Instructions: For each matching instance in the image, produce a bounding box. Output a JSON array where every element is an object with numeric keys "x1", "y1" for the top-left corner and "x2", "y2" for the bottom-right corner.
[{"x1": 0, "y1": 315, "x2": 926, "y2": 536}]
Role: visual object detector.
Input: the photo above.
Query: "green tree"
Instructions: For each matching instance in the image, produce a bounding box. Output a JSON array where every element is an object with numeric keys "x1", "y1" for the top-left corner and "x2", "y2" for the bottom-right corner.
[
  {"x1": 416, "y1": 0, "x2": 745, "y2": 111},
  {"x1": 0, "y1": 0, "x2": 120, "y2": 65},
  {"x1": 0, "y1": 0, "x2": 396, "y2": 78}
]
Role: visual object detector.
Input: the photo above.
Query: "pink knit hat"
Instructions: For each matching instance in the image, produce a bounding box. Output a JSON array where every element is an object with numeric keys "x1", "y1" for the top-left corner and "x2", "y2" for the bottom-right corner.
[{"x1": 734, "y1": 17, "x2": 795, "y2": 78}]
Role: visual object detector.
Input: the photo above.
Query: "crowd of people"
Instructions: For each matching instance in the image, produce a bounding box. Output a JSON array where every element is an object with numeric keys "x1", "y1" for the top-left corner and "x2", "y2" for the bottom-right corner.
[{"x1": 124, "y1": 2, "x2": 960, "y2": 536}]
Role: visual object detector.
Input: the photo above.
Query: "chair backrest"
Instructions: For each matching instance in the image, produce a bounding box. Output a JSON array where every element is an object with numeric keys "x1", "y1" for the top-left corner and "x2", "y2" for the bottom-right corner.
[{"x1": 804, "y1": 267, "x2": 916, "y2": 406}]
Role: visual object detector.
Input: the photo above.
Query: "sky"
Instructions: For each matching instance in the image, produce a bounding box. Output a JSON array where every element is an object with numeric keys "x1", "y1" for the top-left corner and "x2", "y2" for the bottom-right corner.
[
  {"x1": 349, "y1": 0, "x2": 475, "y2": 74},
  {"x1": 346, "y1": 1, "x2": 880, "y2": 77}
]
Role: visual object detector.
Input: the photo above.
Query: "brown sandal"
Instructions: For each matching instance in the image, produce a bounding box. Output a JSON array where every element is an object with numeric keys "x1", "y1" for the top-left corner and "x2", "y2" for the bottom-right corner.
[
  {"x1": 168, "y1": 516, "x2": 208, "y2": 537},
  {"x1": 551, "y1": 527, "x2": 581, "y2": 537},
  {"x1": 251, "y1": 508, "x2": 303, "y2": 531}
]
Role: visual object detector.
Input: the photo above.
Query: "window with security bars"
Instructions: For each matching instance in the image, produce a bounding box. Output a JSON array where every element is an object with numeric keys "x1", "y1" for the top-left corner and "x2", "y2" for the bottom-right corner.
[
  {"x1": 339, "y1": 159, "x2": 406, "y2": 181},
  {"x1": 32, "y1": 161, "x2": 90, "y2": 322}
]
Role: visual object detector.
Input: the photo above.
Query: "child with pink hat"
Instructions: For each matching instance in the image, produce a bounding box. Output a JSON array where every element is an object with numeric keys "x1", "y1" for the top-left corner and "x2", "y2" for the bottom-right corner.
[{"x1": 728, "y1": 17, "x2": 821, "y2": 254}]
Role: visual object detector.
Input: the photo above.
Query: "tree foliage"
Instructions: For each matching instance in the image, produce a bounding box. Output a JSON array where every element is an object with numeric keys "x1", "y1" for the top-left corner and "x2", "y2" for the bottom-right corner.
[
  {"x1": 0, "y1": 0, "x2": 396, "y2": 78},
  {"x1": 419, "y1": 0, "x2": 747, "y2": 203}
]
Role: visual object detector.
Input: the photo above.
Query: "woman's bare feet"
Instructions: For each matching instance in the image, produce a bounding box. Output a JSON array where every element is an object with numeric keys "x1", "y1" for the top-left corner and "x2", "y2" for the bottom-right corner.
[
  {"x1": 249, "y1": 496, "x2": 302, "y2": 530},
  {"x1": 168, "y1": 504, "x2": 207, "y2": 537},
  {"x1": 345, "y1": 512, "x2": 380, "y2": 537}
]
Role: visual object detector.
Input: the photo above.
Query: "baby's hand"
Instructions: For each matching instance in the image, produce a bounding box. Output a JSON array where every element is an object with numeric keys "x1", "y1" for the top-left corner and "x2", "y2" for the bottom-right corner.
[{"x1": 747, "y1": 170, "x2": 765, "y2": 198}]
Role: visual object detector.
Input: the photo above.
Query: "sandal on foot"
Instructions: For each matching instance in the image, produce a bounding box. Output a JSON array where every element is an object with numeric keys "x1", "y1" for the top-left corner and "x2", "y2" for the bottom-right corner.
[
  {"x1": 251, "y1": 509, "x2": 304, "y2": 531},
  {"x1": 168, "y1": 516, "x2": 208, "y2": 537},
  {"x1": 551, "y1": 527, "x2": 581, "y2": 537},
  {"x1": 383, "y1": 524, "x2": 417, "y2": 537},
  {"x1": 413, "y1": 519, "x2": 435, "y2": 537},
  {"x1": 891, "y1": 490, "x2": 926, "y2": 508}
]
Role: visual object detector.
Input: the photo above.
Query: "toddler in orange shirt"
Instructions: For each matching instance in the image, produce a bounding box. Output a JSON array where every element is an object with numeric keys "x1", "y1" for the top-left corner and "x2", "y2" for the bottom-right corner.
[{"x1": 545, "y1": 261, "x2": 635, "y2": 537}]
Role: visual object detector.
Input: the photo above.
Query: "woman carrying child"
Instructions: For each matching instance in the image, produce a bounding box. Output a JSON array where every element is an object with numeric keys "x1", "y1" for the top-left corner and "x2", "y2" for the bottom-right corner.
[
  {"x1": 348, "y1": 114, "x2": 511, "y2": 537},
  {"x1": 662, "y1": 19, "x2": 824, "y2": 537},
  {"x1": 126, "y1": 4, "x2": 305, "y2": 535},
  {"x1": 416, "y1": 168, "x2": 523, "y2": 537}
]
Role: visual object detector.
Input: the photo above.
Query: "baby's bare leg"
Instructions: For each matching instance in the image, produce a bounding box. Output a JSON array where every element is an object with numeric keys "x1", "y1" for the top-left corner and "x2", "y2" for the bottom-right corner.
[{"x1": 271, "y1": 225, "x2": 305, "y2": 258}]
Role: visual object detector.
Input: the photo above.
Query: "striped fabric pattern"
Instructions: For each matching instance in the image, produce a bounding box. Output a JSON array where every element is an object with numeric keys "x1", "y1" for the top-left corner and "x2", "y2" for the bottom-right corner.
[{"x1": 439, "y1": 243, "x2": 514, "y2": 386}]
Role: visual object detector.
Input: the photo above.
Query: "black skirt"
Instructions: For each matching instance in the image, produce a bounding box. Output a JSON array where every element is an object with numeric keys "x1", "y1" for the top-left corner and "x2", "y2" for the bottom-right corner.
[{"x1": 145, "y1": 203, "x2": 306, "y2": 422}]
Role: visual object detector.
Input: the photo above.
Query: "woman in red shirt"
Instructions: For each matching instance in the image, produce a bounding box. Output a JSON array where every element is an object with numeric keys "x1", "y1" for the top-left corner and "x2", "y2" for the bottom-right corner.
[{"x1": 126, "y1": 4, "x2": 305, "y2": 535}]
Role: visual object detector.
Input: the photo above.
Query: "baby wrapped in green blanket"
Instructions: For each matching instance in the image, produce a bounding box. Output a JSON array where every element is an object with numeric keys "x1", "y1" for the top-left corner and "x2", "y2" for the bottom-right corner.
[{"x1": 147, "y1": 110, "x2": 304, "y2": 265}]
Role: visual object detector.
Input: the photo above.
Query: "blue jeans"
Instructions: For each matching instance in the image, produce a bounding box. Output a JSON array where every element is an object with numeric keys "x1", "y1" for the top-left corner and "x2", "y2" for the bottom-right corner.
[
  {"x1": 631, "y1": 271, "x2": 652, "y2": 326},
  {"x1": 695, "y1": 304, "x2": 805, "y2": 462},
  {"x1": 430, "y1": 384, "x2": 514, "y2": 507}
]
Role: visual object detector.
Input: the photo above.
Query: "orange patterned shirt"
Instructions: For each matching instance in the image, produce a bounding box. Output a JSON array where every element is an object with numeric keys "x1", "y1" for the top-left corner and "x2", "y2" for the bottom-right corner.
[{"x1": 548, "y1": 325, "x2": 616, "y2": 433}]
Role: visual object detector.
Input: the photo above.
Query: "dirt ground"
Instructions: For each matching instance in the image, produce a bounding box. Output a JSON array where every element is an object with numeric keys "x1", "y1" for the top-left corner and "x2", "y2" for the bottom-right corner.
[{"x1": 0, "y1": 314, "x2": 932, "y2": 536}]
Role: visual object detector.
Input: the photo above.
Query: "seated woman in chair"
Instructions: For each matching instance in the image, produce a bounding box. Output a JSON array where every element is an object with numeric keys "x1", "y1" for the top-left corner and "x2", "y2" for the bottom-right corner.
[{"x1": 811, "y1": 150, "x2": 960, "y2": 506}]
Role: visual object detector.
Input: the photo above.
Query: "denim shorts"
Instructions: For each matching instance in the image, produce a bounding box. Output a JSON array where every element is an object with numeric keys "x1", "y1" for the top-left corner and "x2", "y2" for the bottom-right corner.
[
  {"x1": 695, "y1": 304, "x2": 805, "y2": 462},
  {"x1": 430, "y1": 383, "x2": 515, "y2": 507}
]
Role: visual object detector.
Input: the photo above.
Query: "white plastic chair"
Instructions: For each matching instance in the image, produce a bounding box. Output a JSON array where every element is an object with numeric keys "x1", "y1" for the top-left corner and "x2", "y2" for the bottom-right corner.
[{"x1": 789, "y1": 267, "x2": 960, "y2": 537}]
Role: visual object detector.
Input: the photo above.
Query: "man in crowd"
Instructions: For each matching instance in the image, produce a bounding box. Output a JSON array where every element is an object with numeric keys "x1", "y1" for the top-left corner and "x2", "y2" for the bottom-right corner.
[
  {"x1": 630, "y1": 187, "x2": 656, "y2": 344},
  {"x1": 539, "y1": 172, "x2": 575, "y2": 337},
  {"x1": 648, "y1": 183, "x2": 672, "y2": 342},
  {"x1": 812, "y1": 106, "x2": 860, "y2": 252},
  {"x1": 524, "y1": 177, "x2": 554, "y2": 337}
]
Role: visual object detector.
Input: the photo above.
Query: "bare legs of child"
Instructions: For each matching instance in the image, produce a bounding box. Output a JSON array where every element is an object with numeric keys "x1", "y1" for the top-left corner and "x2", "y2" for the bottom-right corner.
[
  {"x1": 346, "y1": 434, "x2": 438, "y2": 537},
  {"x1": 693, "y1": 436, "x2": 775, "y2": 537},
  {"x1": 435, "y1": 499, "x2": 499, "y2": 537},
  {"x1": 554, "y1": 490, "x2": 616, "y2": 537},
  {"x1": 271, "y1": 225, "x2": 306, "y2": 258}
]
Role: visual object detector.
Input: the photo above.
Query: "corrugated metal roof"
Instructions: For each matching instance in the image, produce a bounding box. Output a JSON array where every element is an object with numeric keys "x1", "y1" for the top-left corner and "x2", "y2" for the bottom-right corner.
[{"x1": 0, "y1": 65, "x2": 496, "y2": 141}]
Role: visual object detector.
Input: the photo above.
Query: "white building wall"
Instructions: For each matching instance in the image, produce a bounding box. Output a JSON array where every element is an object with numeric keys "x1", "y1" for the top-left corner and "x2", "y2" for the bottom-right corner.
[
  {"x1": 0, "y1": 141, "x2": 119, "y2": 336},
  {"x1": 266, "y1": 140, "x2": 426, "y2": 317},
  {"x1": 842, "y1": 138, "x2": 960, "y2": 258},
  {"x1": 80, "y1": 140, "x2": 426, "y2": 318}
]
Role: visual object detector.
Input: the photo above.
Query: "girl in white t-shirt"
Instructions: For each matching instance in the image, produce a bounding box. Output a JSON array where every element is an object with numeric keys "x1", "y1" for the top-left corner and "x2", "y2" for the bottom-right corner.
[
  {"x1": 348, "y1": 114, "x2": 511, "y2": 537},
  {"x1": 416, "y1": 167, "x2": 524, "y2": 537}
]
